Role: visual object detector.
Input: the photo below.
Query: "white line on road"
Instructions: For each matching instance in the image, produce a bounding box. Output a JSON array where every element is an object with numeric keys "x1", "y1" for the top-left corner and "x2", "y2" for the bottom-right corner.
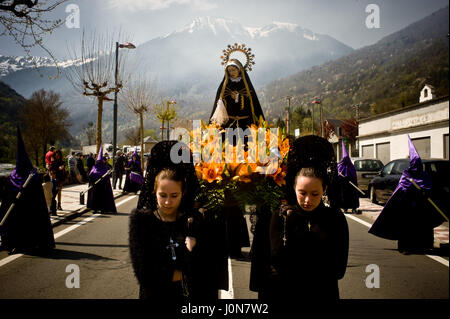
[
  {"x1": 0, "y1": 195, "x2": 137, "y2": 268},
  {"x1": 219, "y1": 257, "x2": 234, "y2": 299},
  {"x1": 345, "y1": 214, "x2": 449, "y2": 268},
  {"x1": 55, "y1": 195, "x2": 137, "y2": 239}
]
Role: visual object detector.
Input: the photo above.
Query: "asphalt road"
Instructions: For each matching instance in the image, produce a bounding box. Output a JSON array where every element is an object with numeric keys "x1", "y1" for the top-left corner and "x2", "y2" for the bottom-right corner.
[{"x1": 0, "y1": 194, "x2": 448, "y2": 300}]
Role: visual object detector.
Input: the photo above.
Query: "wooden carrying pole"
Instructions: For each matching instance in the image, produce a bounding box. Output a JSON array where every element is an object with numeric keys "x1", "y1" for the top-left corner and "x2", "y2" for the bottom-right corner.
[
  {"x1": 0, "y1": 173, "x2": 35, "y2": 227},
  {"x1": 408, "y1": 178, "x2": 449, "y2": 222},
  {"x1": 79, "y1": 169, "x2": 113, "y2": 205},
  {"x1": 338, "y1": 171, "x2": 366, "y2": 196}
]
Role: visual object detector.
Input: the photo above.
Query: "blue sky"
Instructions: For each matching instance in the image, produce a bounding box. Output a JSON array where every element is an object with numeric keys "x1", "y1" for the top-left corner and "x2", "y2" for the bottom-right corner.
[{"x1": 0, "y1": 0, "x2": 448, "y2": 59}]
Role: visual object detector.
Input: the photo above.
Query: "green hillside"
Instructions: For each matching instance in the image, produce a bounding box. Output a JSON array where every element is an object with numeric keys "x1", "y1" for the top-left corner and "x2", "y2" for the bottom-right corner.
[
  {"x1": 0, "y1": 81, "x2": 26, "y2": 162},
  {"x1": 260, "y1": 6, "x2": 449, "y2": 126}
]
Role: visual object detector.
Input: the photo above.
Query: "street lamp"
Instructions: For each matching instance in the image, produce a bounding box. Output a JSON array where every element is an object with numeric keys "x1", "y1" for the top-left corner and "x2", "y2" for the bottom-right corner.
[
  {"x1": 312, "y1": 97, "x2": 322, "y2": 136},
  {"x1": 113, "y1": 41, "x2": 135, "y2": 171}
]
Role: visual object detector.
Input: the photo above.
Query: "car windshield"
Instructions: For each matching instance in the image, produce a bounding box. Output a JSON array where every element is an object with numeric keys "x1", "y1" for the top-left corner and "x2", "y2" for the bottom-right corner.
[{"x1": 354, "y1": 160, "x2": 383, "y2": 171}]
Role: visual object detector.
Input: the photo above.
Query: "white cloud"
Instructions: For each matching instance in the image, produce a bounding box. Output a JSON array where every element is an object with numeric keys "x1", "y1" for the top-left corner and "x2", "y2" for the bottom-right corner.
[{"x1": 107, "y1": 0, "x2": 217, "y2": 12}]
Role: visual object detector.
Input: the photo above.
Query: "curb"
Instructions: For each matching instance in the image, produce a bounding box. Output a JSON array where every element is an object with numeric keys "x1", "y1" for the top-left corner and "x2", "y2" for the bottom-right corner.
[{"x1": 50, "y1": 192, "x2": 128, "y2": 228}]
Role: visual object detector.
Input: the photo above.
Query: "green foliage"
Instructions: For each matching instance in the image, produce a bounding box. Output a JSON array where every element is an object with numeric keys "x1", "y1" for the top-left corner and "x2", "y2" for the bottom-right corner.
[{"x1": 260, "y1": 29, "x2": 449, "y2": 121}]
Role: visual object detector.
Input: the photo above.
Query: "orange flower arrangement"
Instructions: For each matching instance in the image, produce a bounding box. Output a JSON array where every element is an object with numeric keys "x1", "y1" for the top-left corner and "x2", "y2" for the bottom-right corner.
[{"x1": 190, "y1": 120, "x2": 289, "y2": 213}]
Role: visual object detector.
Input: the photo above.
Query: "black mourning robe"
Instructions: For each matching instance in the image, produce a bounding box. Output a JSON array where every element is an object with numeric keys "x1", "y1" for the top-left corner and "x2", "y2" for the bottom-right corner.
[
  {"x1": 249, "y1": 205, "x2": 273, "y2": 297},
  {"x1": 0, "y1": 177, "x2": 55, "y2": 254},
  {"x1": 192, "y1": 209, "x2": 229, "y2": 299},
  {"x1": 129, "y1": 208, "x2": 202, "y2": 302},
  {"x1": 268, "y1": 202, "x2": 349, "y2": 300},
  {"x1": 209, "y1": 74, "x2": 265, "y2": 129},
  {"x1": 86, "y1": 177, "x2": 117, "y2": 213}
]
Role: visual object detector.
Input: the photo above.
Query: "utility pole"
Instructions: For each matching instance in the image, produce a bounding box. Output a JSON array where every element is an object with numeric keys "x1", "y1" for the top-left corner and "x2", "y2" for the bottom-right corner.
[
  {"x1": 312, "y1": 97, "x2": 322, "y2": 136},
  {"x1": 353, "y1": 104, "x2": 360, "y2": 122},
  {"x1": 285, "y1": 96, "x2": 292, "y2": 135}
]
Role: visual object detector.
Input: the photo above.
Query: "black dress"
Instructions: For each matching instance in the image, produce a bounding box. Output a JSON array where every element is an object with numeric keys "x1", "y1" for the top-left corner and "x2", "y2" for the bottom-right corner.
[
  {"x1": 268, "y1": 202, "x2": 349, "y2": 300},
  {"x1": 129, "y1": 208, "x2": 201, "y2": 302}
]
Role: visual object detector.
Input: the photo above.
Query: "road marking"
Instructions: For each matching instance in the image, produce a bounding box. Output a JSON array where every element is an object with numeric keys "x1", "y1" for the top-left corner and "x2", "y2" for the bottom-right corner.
[
  {"x1": 0, "y1": 195, "x2": 137, "y2": 268},
  {"x1": 54, "y1": 195, "x2": 137, "y2": 239},
  {"x1": 345, "y1": 214, "x2": 373, "y2": 228},
  {"x1": 219, "y1": 258, "x2": 234, "y2": 299},
  {"x1": 345, "y1": 214, "x2": 449, "y2": 268},
  {"x1": 54, "y1": 213, "x2": 101, "y2": 239},
  {"x1": 0, "y1": 253, "x2": 23, "y2": 267}
]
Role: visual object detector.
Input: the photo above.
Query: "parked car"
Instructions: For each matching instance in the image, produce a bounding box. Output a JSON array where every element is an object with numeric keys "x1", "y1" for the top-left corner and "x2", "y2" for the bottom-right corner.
[
  {"x1": 368, "y1": 158, "x2": 450, "y2": 217},
  {"x1": 351, "y1": 158, "x2": 384, "y2": 195}
]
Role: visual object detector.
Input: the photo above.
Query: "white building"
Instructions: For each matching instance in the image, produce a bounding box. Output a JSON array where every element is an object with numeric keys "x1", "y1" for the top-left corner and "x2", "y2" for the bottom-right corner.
[{"x1": 358, "y1": 93, "x2": 449, "y2": 165}]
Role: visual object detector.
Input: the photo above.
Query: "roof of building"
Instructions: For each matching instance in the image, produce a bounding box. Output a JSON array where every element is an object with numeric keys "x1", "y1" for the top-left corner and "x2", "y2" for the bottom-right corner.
[
  {"x1": 359, "y1": 95, "x2": 449, "y2": 123},
  {"x1": 143, "y1": 136, "x2": 159, "y2": 143}
]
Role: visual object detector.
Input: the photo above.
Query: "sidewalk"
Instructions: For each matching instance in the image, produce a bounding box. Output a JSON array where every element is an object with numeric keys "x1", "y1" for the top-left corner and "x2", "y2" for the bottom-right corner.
[
  {"x1": 50, "y1": 179, "x2": 126, "y2": 227},
  {"x1": 357, "y1": 197, "x2": 449, "y2": 248}
]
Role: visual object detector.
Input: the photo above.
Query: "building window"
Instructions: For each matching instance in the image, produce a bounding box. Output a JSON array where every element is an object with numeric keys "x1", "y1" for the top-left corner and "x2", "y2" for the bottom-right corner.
[{"x1": 424, "y1": 89, "x2": 428, "y2": 98}]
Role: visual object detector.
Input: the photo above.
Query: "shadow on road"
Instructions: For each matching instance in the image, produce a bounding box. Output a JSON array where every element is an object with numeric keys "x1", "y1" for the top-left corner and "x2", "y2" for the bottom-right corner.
[
  {"x1": 56, "y1": 242, "x2": 129, "y2": 248},
  {"x1": 34, "y1": 248, "x2": 118, "y2": 261}
]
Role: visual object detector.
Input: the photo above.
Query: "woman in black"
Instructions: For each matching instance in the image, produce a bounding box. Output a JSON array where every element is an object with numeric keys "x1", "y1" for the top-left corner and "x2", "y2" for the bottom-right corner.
[
  {"x1": 267, "y1": 136, "x2": 349, "y2": 301},
  {"x1": 129, "y1": 141, "x2": 203, "y2": 304}
]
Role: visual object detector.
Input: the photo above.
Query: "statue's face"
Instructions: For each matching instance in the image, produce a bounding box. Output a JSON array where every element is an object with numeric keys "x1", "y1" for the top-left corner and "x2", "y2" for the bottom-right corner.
[{"x1": 227, "y1": 65, "x2": 240, "y2": 79}]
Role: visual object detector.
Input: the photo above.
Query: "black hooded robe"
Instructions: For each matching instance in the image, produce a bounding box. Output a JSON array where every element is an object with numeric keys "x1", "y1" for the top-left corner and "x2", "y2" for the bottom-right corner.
[
  {"x1": 0, "y1": 177, "x2": 55, "y2": 254},
  {"x1": 86, "y1": 176, "x2": 117, "y2": 213}
]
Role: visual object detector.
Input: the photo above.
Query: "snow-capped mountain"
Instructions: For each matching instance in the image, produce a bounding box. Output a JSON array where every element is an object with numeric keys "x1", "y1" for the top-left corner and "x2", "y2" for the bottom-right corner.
[
  {"x1": 136, "y1": 16, "x2": 353, "y2": 91},
  {"x1": 0, "y1": 16, "x2": 353, "y2": 137},
  {"x1": 0, "y1": 55, "x2": 56, "y2": 77}
]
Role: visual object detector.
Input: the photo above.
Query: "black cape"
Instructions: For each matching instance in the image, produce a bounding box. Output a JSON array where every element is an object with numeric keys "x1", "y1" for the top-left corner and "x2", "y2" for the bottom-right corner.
[
  {"x1": 267, "y1": 203, "x2": 349, "y2": 300},
  {"x1": 0, "y1": 176, "x2": 55, "y2": 254}
]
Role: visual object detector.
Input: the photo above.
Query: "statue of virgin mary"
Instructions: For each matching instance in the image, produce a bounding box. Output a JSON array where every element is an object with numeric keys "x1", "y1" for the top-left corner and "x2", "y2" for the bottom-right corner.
[{"x1": 209, "y1": 44, "x2": 265, "y2": 128}]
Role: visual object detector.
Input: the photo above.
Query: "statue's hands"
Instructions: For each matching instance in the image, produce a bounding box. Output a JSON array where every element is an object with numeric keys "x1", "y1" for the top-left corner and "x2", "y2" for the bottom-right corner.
[{"x1": 231, "y1": 91, "x2": 239, "y2": 102}]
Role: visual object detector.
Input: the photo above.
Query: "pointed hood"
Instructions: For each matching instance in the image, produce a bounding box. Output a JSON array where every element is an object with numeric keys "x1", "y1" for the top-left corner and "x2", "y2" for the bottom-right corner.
[
  {"x1": 89, "y1": 146, "x2": 108, "y2": 181},
  {"x1": 337, "y1": 140, "x2": 357, "y2": 183},
  {"x1": 407, "y1": 135, "x2": 423, "y2": 175},
  {"x1": 130, "y1": 146, "x2": 141, "y2": 166},
  {"x1": 97, "y1": 146, "x2": 104, "y2": 162},
  {"x1": 132, "y1": 147, "x2": 139, "y2": 159},
  {"x1": 369, "y1": 135, "x2": 433, "y2": 240},
  {"x1": 9, "y1": 127, "x2": 37, "y2": 190},
  {"x1": 342, "y1": 140, "x2": 349, "y2": 159}
]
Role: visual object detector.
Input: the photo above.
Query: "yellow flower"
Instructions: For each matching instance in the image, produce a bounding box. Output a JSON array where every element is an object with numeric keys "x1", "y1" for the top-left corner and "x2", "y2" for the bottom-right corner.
[{"x1": 201, "y1": 163, "x2": 224, "y2": 183}]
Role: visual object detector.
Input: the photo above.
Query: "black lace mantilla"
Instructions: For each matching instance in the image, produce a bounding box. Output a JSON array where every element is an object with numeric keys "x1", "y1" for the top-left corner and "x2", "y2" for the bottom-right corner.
[
  {"x1": 137, "y1": 141, "x2": 199, "y2": 212},
  {"x1": 284, "y1": 135, "x2": 341, "y2": 209}
]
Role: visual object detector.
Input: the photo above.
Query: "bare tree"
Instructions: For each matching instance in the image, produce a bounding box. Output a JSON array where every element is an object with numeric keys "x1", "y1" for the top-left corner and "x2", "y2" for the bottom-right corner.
[
  {"x1": 82, "y1": 121, "x2": 96, "y2": 145},
  {"x1": 0, "y1": 0, "x2": 68, "y2": 77},
  {"x1": 66, "y1": 30, "x2": 133, "y2": 154},
  {"x1": 121, "y1": 75, "x2": 158, "y2": 170},
  {"x1": 20, "y1": 89, "x2": 71, "y2": 166},
  {"x1": 123, "y1": 126, "x2": 140, "y2": 146}
]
